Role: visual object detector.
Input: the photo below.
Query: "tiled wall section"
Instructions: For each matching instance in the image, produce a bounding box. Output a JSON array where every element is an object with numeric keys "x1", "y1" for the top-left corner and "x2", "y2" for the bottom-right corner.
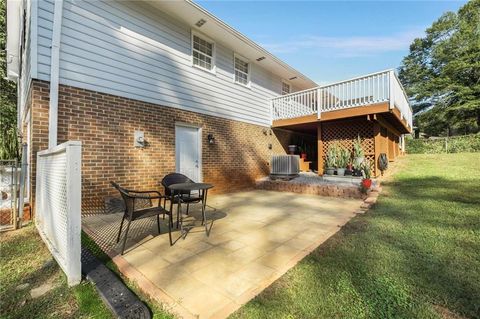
[{"x1": 29, "y1": 80, "x2": 296, "y2": 213}]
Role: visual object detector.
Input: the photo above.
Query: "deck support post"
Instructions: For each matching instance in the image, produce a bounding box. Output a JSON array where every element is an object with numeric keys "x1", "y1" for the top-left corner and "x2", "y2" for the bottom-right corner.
[
  {"x1": 373, "y1": 122, "x2": 381, "y2": 177},
  {"x1": 317, "y1": 123, "x2": 323, "y2": 175}
]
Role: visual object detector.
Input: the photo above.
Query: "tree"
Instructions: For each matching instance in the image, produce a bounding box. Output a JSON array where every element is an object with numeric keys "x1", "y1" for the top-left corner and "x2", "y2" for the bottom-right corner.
[
  {"x1": 398, "y1": 0, "x2": 480, "y2": 136},
  {"x1": 0, "y1": 0, "x2": 19, "y2": 160}
]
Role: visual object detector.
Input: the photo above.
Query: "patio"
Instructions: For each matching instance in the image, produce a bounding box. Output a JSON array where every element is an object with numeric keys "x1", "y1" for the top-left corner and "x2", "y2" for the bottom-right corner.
[{"x1": 82, "y1": 190, "x2": 363, "y2": 319}]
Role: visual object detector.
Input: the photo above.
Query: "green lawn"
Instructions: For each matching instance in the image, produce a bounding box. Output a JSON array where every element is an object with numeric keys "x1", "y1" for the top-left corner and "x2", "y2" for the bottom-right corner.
[
  {"x1": 231, "y1": 153, "x2": 480, "y2": 319},
  {"x1": 0, "y1": 225, "x2": 113, "y2": 319}
]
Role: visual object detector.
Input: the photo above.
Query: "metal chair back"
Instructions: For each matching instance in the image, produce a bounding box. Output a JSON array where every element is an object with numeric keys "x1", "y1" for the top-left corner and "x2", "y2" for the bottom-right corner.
[{"x1": 161, "y1": 173, "x2": 194, "y2": 197}]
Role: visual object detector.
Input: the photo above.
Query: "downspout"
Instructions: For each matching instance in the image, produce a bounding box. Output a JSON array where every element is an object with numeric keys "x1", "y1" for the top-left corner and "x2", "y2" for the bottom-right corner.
[{"x1": 48, "y1": 0, "x2": 64, "y2": 148}]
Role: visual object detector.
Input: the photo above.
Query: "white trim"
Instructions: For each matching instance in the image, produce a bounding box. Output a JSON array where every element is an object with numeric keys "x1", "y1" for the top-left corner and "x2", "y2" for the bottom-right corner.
[
  {"x1": 48, "y1": 0, "x2": 64, "y2": 148},
  {"x1": 30, "y1": 0, "x2": 38, "y2": 79},
  {"x1": 175, "y1": 123, "x2": 203, "y2": 183},
  {"x1": 191, "y1": 29, "x2": 216, "y2": 74},
  {"x1": 65, "y1": 141, "x2": 82, "y2": 286},
  {"x1": 233, "y1": 52, "x2": 251, "y2": 88}
]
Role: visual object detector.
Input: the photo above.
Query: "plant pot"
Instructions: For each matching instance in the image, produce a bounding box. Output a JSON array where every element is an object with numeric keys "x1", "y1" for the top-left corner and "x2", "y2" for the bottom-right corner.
[
  {"x1": 353, "y1": 168, "x2": 362, "y2": 177},
  {"x1": 362, "y1": 178, "x2": 372, "y2": 189},
  {"x1": 300, "y1": 153, "x2": 307, "y2": 160},
  {"x1": 345, "y1": 169, "x2": 353, "y2": 176},
  {"x1": 354, "y1": 156, "x2": 365, "y2": 168},
  {"x1": 288, "y1": 145, "x2": 297, "y2": 154},
  {"x1": 326, "y1": 168, "x2": 335, "y2": 175},
  {"x1": 337, "y1": 168, "x2": 346, "y2": 176}
]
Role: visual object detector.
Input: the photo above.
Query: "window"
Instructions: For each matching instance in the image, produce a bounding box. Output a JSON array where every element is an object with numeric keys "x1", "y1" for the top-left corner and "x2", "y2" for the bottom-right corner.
[
  {"x1": 192, "y1": 33, "x2": 215, "y2": 72},
  {"x1": 282, "y1": 82, "x2": 291, "y2": 95},
  {"x1": 234, "y1": 54, "x2": 250, "y2": 86}
]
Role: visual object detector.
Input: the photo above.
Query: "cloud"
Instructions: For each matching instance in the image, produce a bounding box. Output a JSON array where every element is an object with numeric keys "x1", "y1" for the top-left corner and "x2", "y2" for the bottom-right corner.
[{"x1": 260, "y1": 28, "x2": 425, "y2": 57}]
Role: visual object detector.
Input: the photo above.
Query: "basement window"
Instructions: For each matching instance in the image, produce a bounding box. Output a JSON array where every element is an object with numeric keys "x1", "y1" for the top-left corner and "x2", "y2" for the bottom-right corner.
[
  {"x1": 234, "y1": 54, "x2": 250, "y2": 87},
  {"x1": 192, "y1": 32, "x2": 215, "y2": 72}
]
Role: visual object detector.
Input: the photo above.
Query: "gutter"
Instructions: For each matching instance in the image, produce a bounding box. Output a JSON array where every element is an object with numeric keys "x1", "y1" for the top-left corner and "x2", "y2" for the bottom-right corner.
[{"x1": 48, "y1": 0, "x2": 64, "y2": 148}]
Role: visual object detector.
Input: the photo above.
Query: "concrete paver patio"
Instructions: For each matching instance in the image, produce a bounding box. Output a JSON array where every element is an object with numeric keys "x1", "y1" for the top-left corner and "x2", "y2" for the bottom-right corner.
[{"x1": 82, "y1": 190, "x2": 363, "y2": 318}]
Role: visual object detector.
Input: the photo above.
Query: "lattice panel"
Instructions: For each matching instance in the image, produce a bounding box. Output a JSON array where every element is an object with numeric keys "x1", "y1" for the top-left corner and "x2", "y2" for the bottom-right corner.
[
  {"x1": 322, "y1": 119, "x2": 376, "y2": 173},
  {"x1": 322, "y1": 119, "x2": 374, "y2": 155},
  {"x1": 36, "y1": 142, "x2": 82, "y2": 285}
]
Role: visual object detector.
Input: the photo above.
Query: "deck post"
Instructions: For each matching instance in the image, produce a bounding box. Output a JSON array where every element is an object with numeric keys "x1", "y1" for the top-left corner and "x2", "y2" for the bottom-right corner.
[
  {"x1": 317, "y1": 123, "x2": 323, "y2": 175},
  {"x1": 373, "y1": 122, "x2": 381, "y2": 177}
]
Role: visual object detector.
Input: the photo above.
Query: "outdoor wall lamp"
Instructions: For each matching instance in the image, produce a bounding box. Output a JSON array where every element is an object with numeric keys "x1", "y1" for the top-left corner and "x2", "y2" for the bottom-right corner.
[
  {"x1": 207, "y1": 134, "x2": 215, "y2": 144},
  {"x1": 134, "y1": 130, "x2": 146, "y2": 148}
]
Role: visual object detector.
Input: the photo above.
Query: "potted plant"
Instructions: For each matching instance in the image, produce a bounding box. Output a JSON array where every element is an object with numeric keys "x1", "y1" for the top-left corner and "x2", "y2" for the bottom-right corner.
[
  {"x1": 325, "y1": 145, "x2": 337, "y2": 175},
  {"x1": 336, "y1": 148, "x2": 349, "y2": 176},
  {"x1": 346, "y1": 155, "x2": 353, "y2": 175},
  {"x1": 353, "y1": 135, "x2": 365, "y2": 169},
  {"x1": 360, "y1": 159, "x2": 372, "y2": 189}
]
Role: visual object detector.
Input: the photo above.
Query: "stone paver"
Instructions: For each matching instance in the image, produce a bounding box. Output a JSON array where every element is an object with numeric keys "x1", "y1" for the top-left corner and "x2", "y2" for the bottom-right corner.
[{"x1": 83, "y1": 190, "x2": 362, "y2": 319}]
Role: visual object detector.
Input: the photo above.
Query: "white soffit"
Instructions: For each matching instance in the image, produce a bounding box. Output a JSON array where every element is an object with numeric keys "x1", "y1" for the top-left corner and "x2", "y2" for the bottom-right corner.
[{"x1": 147, "y1": 0, "x2": 318, "y2": 90}]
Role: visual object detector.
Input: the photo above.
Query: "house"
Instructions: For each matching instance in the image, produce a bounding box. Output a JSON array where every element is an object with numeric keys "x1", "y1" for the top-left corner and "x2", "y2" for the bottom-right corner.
[{"x1": 6, "y1": 0, "x2": 412, "y2": 213}]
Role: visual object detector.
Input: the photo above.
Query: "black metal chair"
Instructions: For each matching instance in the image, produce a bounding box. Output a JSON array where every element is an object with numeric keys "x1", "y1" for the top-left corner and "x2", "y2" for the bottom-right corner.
[
  {"x1": 111, "y1": 182, "x2": 172, "y2": 255},
  {"x1": 161, "y1": 173, "x2": 202, "y2": 228}
]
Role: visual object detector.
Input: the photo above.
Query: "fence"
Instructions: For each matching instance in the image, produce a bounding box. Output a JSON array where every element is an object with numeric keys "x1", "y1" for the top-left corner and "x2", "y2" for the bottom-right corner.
[
  {"x1": 406, "y1": 134, "x2": 480, "y2": 154},
  {"x1": 0, "y1": 144, "x2": 28, "y2": 231},
  {"x1": 35, "y1": 141, "x2": 82, "y2": 286}
]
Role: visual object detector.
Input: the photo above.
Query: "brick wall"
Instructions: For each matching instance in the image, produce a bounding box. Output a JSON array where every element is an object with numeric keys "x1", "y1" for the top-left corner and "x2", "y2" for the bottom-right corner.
[{"x1": 28, "y1": 80, "x2": 295, "y2": 213}]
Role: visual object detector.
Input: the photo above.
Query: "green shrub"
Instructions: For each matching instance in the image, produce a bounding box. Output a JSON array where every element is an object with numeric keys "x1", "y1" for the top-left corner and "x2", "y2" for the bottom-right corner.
[{"x1": 406, "y1": 134, "x2": 480, "y2": 154}]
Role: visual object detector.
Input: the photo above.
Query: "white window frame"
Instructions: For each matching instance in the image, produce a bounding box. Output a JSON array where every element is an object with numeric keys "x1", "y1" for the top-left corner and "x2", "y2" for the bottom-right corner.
[
  {"x1": 191, "y1": 30, "x2": 216, "y2": 74},
  {"x1": 233, "y1": 53, "x2": 251, "y2": 88},
  {"x1": 282, "y1": 81, "x2": 291, "y2": 95}
]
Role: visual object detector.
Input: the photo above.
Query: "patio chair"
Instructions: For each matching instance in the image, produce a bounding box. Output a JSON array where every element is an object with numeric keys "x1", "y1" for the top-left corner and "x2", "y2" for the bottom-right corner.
[
  {"x1": 161, "y1": 173, "x2": 202, "y2": 228},
  {"x1": 111, "y1": 182, "x2": 172, "y2": 255}
]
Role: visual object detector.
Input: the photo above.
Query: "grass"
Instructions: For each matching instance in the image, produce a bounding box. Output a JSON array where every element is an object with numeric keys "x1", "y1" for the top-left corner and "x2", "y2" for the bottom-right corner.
[
  {"x1": 0, "y1": 225, "x2": 112, "y2": 319},
  {"x1": 231, "y1": 153, "x2": 480, "y2": 319},
  {"x1": 81, "y1": 233, "x2": 175, "y2": 319}
]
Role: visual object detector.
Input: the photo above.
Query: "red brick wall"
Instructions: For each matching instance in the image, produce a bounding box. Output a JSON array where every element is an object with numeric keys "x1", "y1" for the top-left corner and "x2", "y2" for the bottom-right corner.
[{"x1": 28, "y1": 80, "x2": 294, "y2": 213}]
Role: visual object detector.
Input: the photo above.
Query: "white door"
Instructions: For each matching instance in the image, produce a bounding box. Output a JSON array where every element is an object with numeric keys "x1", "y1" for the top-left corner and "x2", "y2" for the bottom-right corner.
[{"x1": 175, "y1": 125, "x2": 201, "y2": 182}]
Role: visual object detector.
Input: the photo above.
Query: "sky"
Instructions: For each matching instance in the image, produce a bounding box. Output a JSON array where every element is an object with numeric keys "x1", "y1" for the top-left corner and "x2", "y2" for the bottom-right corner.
[{"x1": 197, "y1": 0, "x2": 467, "y2": 85}]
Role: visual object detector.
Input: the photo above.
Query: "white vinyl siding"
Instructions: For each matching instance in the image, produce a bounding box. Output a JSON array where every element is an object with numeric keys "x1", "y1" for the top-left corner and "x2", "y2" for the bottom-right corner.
[
  {"x1": 34, "y1": 0, "x2": 292, "y2": 126},
  {"x1": 234, "y1": 54, "x2": 250, "y2": 86},
  {"x1": 19, "y1": 0, "x2": 33, "y2": 118}
]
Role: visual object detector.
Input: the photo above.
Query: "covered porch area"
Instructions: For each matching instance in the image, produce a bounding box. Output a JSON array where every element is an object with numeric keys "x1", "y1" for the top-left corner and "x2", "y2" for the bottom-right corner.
[{"x1": 271, "y1": 69, "x2": 413, "y2": 177}]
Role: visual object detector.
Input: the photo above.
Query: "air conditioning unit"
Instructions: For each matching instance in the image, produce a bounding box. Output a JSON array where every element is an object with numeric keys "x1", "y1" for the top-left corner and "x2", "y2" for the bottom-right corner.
[{"x1": 270, "y1": 155, "x2": 299, "y2": 180}]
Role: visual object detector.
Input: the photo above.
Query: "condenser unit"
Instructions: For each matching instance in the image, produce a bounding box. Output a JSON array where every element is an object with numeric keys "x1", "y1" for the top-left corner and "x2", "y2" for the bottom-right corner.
[{"x1": 270, "y1": 155, "x2": 299, "y2": 180}]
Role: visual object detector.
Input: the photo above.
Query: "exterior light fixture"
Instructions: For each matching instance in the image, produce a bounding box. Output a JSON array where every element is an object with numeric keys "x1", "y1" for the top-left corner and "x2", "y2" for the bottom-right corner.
[
  {"x1": 256, "y1": 57, "x2": 266, "y2": 61},
  {"x1": 195, "y1": 19, "x2": 206, "y2": 27},
  {"x1": 207, "y1": 134, "x2": 215, "y2": 144}
]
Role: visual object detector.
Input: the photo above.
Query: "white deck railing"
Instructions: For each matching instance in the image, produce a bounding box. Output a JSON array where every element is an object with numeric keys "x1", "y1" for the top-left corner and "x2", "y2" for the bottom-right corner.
[{"x1": 271, "y1": 69, "x2": 412, "y2": 129}]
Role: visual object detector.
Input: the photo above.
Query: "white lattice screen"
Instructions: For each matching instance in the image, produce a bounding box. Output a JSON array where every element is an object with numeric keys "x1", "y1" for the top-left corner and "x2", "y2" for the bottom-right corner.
[{"x1": 35, "y1": 141, "x2": 82, "y2": 286}]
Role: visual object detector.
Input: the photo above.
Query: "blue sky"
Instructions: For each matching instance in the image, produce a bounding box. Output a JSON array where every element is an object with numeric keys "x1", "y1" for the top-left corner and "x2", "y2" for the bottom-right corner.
[{"x1": 198, "y1": 1, "x2": 467, "y2": 85}]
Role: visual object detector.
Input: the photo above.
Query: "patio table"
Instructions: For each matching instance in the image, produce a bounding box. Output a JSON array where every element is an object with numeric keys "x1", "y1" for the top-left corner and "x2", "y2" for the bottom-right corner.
[{"x1": 168, "y1": 182, "x2": 213, "y2": 238}]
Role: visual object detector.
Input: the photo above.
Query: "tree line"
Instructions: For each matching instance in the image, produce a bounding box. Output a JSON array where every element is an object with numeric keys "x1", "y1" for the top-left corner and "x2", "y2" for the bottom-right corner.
[{"x1": 398, "y1": 0, "x2": 480, "y2": 137}]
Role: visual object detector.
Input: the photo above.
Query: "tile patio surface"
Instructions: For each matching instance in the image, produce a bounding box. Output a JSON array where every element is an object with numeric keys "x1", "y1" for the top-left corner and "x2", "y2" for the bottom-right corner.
[{"x1": 82, "y1": 190, "x2": 363, "y2": 319}]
